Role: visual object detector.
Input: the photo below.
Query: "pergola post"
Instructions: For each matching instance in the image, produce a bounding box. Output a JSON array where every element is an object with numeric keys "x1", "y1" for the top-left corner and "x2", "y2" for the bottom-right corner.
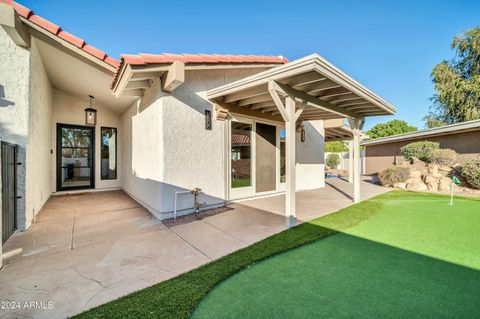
[
  {"x1": 285, "y1": 96, "x2": 297, "y2": 227},
  {"x1": 348, "y1": 140, "x2": 353, "y2": 184},
  {"x1": 268, "y1": 81, "x2": 303, "y2": 227},
  {"x1": 348, "y1": 117, "x2": 365, "y2": 203}
]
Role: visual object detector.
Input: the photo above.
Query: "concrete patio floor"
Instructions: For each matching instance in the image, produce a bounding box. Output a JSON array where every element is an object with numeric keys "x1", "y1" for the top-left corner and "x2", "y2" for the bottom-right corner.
[{"x1": 0, "y1": 178, "x2": 388, "y2": 319}]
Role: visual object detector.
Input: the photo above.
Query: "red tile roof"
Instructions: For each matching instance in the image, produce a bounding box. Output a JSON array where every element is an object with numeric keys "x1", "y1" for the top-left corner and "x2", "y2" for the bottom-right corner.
[
  {"x1": 4, "y1": 1, "x2": 289, "y2": 92},
  {"x1": 111, "y1": 53, "x2": 288, "y2": 89},
  {"x1": 121, "y1": 53, "x2": 288, "y2": 66},
  {"x1": 6, "y1": 1, "x2": 119, "y2": 68}
]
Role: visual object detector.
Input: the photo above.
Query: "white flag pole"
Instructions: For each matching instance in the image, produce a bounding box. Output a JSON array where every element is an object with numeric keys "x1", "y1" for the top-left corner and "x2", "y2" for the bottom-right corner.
[{"x1": 449, "y1": 182, "x2": 454, "y2": 206}]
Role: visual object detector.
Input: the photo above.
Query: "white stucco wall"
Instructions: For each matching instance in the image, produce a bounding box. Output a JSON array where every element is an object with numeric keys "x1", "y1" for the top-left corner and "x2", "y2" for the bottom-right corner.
[
  {"x1": 24, "y1": 39, "x2": 53, "y2": 228},
  {"x1": 52, "y1": 89, "x2": 121, "y2": 191},
  {"x1": 121, "y1": 97, "x2": 165, "y2": 217},
  {"x1": 121, "y1": 68, "x2": 271, "y2": 218},
  {"x1": 0, "y1": 28, "x2": 30, "y2": 230},
  {"x1": 296, "y1": 120, "x2": 325, "y2": 190}
]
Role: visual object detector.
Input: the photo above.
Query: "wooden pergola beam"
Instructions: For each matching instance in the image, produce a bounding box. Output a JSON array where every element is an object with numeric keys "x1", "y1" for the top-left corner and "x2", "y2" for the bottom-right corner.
[
  {"x1": 238, "y1": 93, "x2": 272, "y2": 107},
  {"x1": 224, "y1": 84, "x2": 268, "y2": 103},
  {"x1": 273, "y1": 81, "x2": 362, "y2": 119}
]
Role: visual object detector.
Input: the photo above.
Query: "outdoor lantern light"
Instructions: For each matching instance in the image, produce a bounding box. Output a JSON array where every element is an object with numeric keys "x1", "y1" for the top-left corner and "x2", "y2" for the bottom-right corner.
[
  {"x1": 205, "y1": 109, "x2": 212, "y2": 130},
  {"x1": 85, "y1": 95, "x2": 97, "y2": 126},
  {"x1": 301, "y1": 128, "x2": 306, "y2": 142}
]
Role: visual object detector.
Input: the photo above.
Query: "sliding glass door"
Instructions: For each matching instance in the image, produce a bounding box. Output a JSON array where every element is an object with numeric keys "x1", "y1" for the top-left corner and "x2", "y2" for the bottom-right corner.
[
  {"x1": 229, "y1": 117, "x2": 284, "y2": 199},
  {"x1": 57, "y1": 124, "x2": 95, "y2": 191},
  {"x1": 231, "y1": 120, "x2": 254, "y2": 197}
]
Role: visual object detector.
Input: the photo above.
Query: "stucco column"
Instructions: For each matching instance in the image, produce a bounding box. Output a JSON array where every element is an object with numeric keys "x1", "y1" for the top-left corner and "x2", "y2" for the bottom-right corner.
[
  {"x1": 348, "y1": 140, "x2": 353, "y2": 183},
  {"x1": 285, "y1": 96, "x2": 297, "y2": 227}
]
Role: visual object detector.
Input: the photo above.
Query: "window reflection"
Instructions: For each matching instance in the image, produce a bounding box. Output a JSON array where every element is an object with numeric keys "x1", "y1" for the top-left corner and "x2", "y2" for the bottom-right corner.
[
  {"x1": 231, "y1": 122, "x2": 252, "y2": 188},
  {"x1": 101, "y1": 127, "x2": 117, "y2": 180}
]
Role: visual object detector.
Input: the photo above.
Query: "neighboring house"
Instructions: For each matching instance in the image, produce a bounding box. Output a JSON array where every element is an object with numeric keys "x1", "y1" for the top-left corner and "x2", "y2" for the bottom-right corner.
[
  {"x1": 0, "y1": 1, "x2": 395, "y2": 243},
  {"x1": 362, "y1": 119, "x2": 480, "y2": 174}
]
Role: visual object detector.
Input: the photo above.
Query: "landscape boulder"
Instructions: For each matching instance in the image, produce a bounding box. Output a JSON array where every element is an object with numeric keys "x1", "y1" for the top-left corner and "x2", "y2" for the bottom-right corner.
[
  {"x1": 393, "y1": 182, "x2": 407, "y2": 189},
  {"x1": 406, "y1": 180, "x2": 428, "y2": 191},
  {"x1": 427, "y1": 164, "x2": 439, "y2": 174},
  {"x1": 427, "y1": 181, "x2": 439, "y2": 192}
]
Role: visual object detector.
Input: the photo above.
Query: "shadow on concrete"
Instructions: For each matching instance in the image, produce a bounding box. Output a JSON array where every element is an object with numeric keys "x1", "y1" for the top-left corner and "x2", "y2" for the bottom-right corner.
[{"x1": 325, "y1": 179, "x2": 353, "y2": 201}]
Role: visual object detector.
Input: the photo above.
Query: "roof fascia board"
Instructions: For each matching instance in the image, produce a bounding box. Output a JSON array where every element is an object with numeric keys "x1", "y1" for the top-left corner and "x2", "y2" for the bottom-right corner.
[
  {"x1": 129, "y1": 63, "x2": 282, "y2": 72},
  {"x1": 21, "y1": 18, "x2": 116, "y2": 73},
  {"x1": 113, "y1": 64, "x2": 133, "y2": 97}
]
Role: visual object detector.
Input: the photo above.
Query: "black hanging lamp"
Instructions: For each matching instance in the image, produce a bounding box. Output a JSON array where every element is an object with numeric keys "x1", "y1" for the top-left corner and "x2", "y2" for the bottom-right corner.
[{"x1": 85, "y1": 95, "x2": 97, "y2": 126}]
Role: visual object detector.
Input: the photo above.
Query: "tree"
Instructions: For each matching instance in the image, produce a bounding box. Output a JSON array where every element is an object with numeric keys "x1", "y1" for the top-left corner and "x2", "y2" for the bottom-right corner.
[
  {"x1": 324, "y1": 141, "x2": 348, "y2": 152},
  {"x1": 326, "y1": 153, "x2": 340, "y2": 169},
  {"x1": 425, "y1": 27, "x2": 480, "y2": 127},
  {"x1": 366, "y1": 120, "x2": 417, "y2": 139},
  {"x1": 423, "y1": 116, "x2": 447, "y2": 129}
]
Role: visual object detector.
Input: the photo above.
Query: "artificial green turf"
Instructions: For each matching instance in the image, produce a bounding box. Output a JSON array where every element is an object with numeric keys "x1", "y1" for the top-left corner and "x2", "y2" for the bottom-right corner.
[
  {"x1": 231, "y1": 177, "x2": 251, "y2": 188},
  {"x1": 192, "y1": 192, "x2": 480, "y2": 318},
  {"x1": 74, "y1": 191, "x2": 480, "y2": 319}
]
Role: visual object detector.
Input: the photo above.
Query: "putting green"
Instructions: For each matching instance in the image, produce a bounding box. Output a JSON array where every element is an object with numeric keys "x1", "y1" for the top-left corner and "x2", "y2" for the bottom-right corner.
[{"x1": 192, "y1": 194, "x2": 480, "y2": 318}]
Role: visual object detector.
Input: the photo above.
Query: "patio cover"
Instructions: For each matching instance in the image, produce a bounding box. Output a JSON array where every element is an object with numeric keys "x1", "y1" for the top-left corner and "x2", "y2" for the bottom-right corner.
[{"x1": 206, "y1": 54, "x2": 396, "y2": 226}]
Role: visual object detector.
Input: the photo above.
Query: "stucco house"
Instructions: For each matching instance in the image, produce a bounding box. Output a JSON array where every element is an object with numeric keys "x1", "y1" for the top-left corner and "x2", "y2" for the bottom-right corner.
[
  {"x1": 0, "y1": 1, "x2": 395, "y2": 245},
  {"x1": 362, "y1": 119, "x2": 480, "y2": 175}
]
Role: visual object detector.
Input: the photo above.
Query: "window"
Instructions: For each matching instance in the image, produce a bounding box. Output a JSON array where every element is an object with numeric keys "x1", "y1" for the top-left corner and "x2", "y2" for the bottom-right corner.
[
  {"x1": 280, "y1": 128, "x2": 286, "y2": 183},
  {"x1": 231, "y1": 121, "x2": 252, "y2": 188},
  {"x1": 101, "y1": 127, "x2": 117, "y2": 180}
]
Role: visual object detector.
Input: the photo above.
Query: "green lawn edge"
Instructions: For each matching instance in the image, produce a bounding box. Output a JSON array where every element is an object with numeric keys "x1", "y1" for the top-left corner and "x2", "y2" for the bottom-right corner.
[{"x1": 73, "y1": 190, "x2": 477, "y2": 319}]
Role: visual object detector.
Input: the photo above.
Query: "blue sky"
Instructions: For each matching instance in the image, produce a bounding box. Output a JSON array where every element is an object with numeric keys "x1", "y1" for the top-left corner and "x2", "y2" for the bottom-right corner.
[{"x1": 21, "y1": 0, "x2": 479, "y2": 130}]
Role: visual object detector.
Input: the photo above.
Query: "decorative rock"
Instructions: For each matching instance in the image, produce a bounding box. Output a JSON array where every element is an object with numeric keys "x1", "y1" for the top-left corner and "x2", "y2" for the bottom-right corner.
[
  {"x1": 438, "y1": 165, "x2": 451, "y2": 172},
  {"x1": 439, "y1": 177, "x2": 452, "y2": 184},
  {"x1": 439, "y1": 180, "x2": 452, "y2": 192},
  {"x1": 411, "y1": 157, "x2": 421, "y2": 164},
  {"x1": 406, "y1": 180, "x2": 428, "y2": 191},
  {"x1": 453, "y1": 163, "x2": 463, "y2": 173},
  {"x1": 423, "y1": 173, "x2": 442, "y2": 184},
  {"x1": 393, "y1": 182, "x2": 407, "y2": 189},
  {"x1": 401, "y1": 161, "x2": 410, "y2": 168},
  {"x1": 427, "y1": 181, "x2": 438, "y2": 192},
  {"x1": 433, "y1": 172, "x2": 444, "y2": 180},
  {"x1": 427, "y1": 164, "x2": 438, "y2": 174},
  {"x1": 438, "y1": 170, "x2": 449, "y2": 177},
  {"x1": 409, "y1": 170, "x2": 422, "y2": 179},
  {"x1": 406, "y1": 177, "x2": 422, "y2": 184},
  {"x1": 417, "y1": 182, "x2": 428, "y2": 191}
]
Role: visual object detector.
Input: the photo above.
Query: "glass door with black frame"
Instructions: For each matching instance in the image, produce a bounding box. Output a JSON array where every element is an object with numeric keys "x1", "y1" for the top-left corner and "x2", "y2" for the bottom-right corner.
[{"x1": 57, "y1": 125, "x2": 94, "y2": 190}]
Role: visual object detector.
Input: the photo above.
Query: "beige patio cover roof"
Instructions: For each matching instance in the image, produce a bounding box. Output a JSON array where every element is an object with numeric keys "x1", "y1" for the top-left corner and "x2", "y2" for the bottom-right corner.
[
  {"x1": 323, "y1": 119, "x2": 369, "y2": 141},
  {"x1": 207, "y1": 54, "x2": 396, "y2": 121}
]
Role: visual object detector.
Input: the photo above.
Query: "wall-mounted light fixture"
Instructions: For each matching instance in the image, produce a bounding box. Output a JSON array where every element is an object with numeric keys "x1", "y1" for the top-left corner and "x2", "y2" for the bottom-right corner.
[
  {"x1": 301, "y1": 128, "x2": 306, "y2": 142},
  {"x1": 205, "y1": 109, "x2": 212, "y2": 130},
  {"x1": 84, "y1": 95, "x2": 97, "y2": 126}
]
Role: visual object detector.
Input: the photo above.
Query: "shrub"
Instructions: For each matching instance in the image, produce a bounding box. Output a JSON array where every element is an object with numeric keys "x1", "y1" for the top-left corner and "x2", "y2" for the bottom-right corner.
[
  {"x1": 378, "y1": 166, "x2": 410, "y2": 186},
  {"x1": 326, "y1": 153, "x2": 340, "y2": 169},
  {"x1": 431, "y1": 148, "x2": 457, "y2": 166},
  {"x1": 461, "y1": 159, "x2": 480, "y2": 189},
  {"x1": 400, "y1": 141, "x2": 440, "y2": 162}
]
